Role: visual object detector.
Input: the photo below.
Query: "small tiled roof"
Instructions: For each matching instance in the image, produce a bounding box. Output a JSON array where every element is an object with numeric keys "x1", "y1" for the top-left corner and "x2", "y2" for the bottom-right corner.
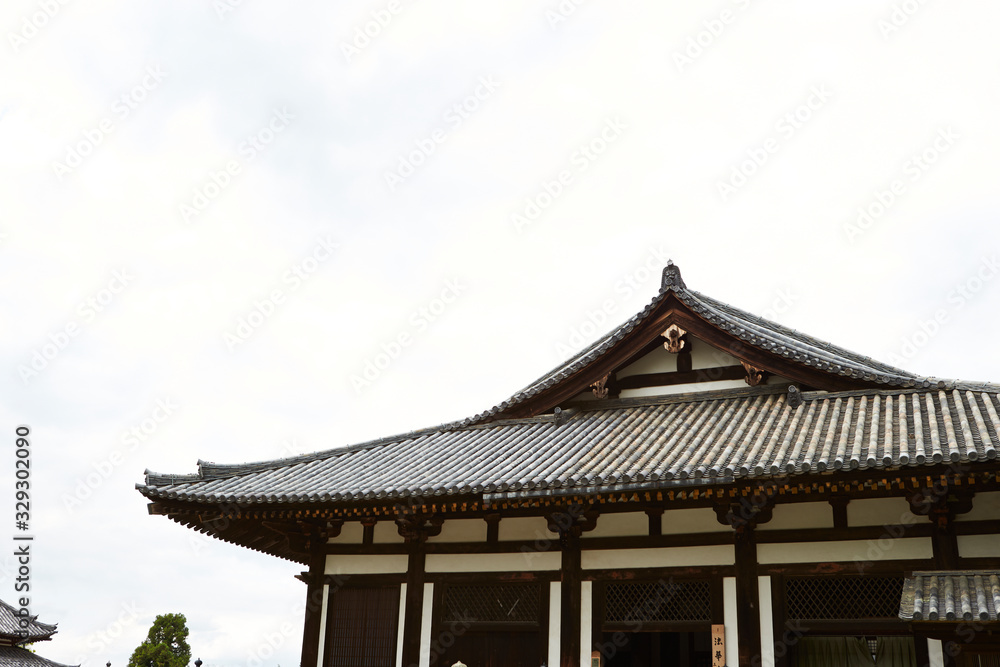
[
  {"x1": 900, "y1": 571, "x2": 1000, "y2": 622},
  {"x1": 0, "y1": 601, "x2": 56, "y2": 643},
  {"x1": 140, "y1": 383, "x2": 1000, "y2": 506},
  {"x1": 0, "y1": 647, "x2": 76, "y2": 667},
  {"x1": 465, "y1": 263, "x2": 930, "y2": 425}
]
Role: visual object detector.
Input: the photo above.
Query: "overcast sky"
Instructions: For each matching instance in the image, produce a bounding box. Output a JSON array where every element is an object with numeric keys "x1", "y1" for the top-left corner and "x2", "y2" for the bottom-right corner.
[{"x1": 2, "y1": 2, "x2": 999, "y2": 666}]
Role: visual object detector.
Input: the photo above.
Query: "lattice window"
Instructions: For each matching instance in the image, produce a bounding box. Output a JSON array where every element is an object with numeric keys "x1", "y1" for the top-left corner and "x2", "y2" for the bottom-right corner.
[
  {"x1": 605, "y1": 580, "x2": 712, "y2": 623},
  {"x1": 784, "y1": 577, "x2": 904, "y2": 621},
  {"x1": 441, "y1": 583, "x2": 540, "y2": 625}
]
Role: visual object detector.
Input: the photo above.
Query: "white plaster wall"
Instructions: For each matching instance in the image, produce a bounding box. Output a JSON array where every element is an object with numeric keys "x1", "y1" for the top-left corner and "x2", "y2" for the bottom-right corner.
[
  {"x1": 374, "y1": 521, "x2": 404, "y2": 544},
  {"x1": 327, "y1": 521, "x2": 364, "y2": 544},
  {"x1": 427, "y1": 518, "x2": 487, "y2": 543},
  {"x1": 621, "y1": 380, "x2": 748, "y2": 399},
  {"x1": 927, "y1": 639, "x2": 944, "y2": 667},
  {"x1": 419, "y1": 582, "x2": 433, "y2": 667},
  {"x1": 325, "y1": 554, "x2": 408, "y2": 574},
  {"x1": 617, "y1": 345, "x2": 676, "y2": 376},
  {"x1": 581, "y1": 544, "x2": 735, "y2": 570},
  {"x1": 757, "y1": 538, "x2": 932, "y2": 564},
  {"x1": 617, "y1": 336, "x2": 741, "y2": 376},
  {"x1": 589, "y1": 512, "x2": 648, "y2": 538},
  {"x1": 426, "y1": 551, "x2": 561, "y2": 572},
  {"x1": 396, "y1": 583, "x2": 406, "y2": 667},
  {"x1": 958, "y1": 534, "x2": 1000, "y2": 558},
  {"x1": 958, "y1": 491, "x2": 1000, "y2": 522},
  {"x1": 846, "y1": 497, "x2": 927, "y2": 526},
  {"x1": 662, "y1": 507, "x2": 729, "y2": 534},
  {"x1": 498, "y1": 516, "x2": 552, "y2": 542},
  {"x1": 760, "y1": 502, "x2": 833, "y2": 531},
  {"x1": 581, "y1": 581, "x2": 593, "y2": 667},
  {"x1": 759, "y1": 576, "x2": 774, "y2": 667},
  {"x1": 723, "y1": 577, "x2": 738, "y2": 667},
  {"x1": 549, "y1": 581, "x2": 561, "y2": 667},
  {"x1": 316, "y1": 584, "x2": 329, "y2": 667}
]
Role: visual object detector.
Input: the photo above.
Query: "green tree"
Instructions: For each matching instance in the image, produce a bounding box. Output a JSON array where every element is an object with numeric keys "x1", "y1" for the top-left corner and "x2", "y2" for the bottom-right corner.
[{"x1": 127, "y1": 613, "x2": 191, "y2": 667}]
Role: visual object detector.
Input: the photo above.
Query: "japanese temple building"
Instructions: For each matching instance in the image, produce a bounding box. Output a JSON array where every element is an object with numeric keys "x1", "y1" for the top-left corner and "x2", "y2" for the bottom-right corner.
[
  {"x1": 0, "y1": 599, "x2": 77, "y2": 667},
  {"x1": 138, "y1": 262, "x2": 1000, "y2": 667}
]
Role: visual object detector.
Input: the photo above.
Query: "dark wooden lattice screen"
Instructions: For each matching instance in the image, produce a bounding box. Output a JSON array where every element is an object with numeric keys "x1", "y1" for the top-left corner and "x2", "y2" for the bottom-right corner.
[
  {"x1": 605, "y1": 580, "x2": 713, "y2": 623},
  {"x1": 324, "y1": 586, "x2": 400, "y2": 667},
  {"x1": 784, "y1": 576, "x2": 904, "y2": 621},
  {"x1": 441, "y1": 583, "x2": 541, "y2": 625}
]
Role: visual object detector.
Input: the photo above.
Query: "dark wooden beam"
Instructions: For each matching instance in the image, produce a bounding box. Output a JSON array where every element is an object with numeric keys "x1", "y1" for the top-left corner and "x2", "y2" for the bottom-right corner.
[
  {"x1": 560, "y1": 538, "x2": 581, "y2": 667},
  {"x1": 734, "y1": 526, "x2": 761, "y2": 667},
  {"x1": 829, "y1": 497, "x2": 849, "y2": 529},
  {"x1": 485, "y1": 513, "x2": 500, "y2": 544},
  {"x1": 299, "y1": 548, "x2": 327, "y2": 667},
  {"x1": 402, "y1": 545, "x2": 425, "y2": 667}
]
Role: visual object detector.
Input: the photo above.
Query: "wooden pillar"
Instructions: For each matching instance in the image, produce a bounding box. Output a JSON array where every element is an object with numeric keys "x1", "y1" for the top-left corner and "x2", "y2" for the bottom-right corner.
[
  {"x1": 402, "y1": 546, "x2": 426, "y2": 667},
  {"x1": 914, "y1": 633, "x2": 930, "y2": 667},
  {"x1": 908, "y1": 487, "x2": 972, "y2": 570},
  {"x1": 292, "y1": 520, "x2": 340, "y2": 667},
  {"x1": 735, "y1": 526, "x2": 761, "y2": 667},
  {"x1": 560, "y1": 536, "x2": 581, "y2": 667},
  {"x1": 397, "y1": 513, "x2": 442, "y2": 667},
  {"x1": 715, "y1": 499, "x2": 771, "y2": 667},
  {"x1": 547, "y1": 505, "x2": 598, "y2": 667},
  {"x1": 300, "y1": 550, "x2": 327, "y2": 667}
]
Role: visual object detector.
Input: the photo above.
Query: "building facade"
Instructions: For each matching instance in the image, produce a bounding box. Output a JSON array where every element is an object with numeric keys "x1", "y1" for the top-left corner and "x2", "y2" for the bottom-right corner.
[{"x1": 139, "y1": 263, "x2": 1000, "y2": 667}]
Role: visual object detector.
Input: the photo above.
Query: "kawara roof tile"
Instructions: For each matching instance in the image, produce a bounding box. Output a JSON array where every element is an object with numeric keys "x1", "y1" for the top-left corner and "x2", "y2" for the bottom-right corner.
[
  {"x1": 900, "y1": 571, "x2": 1000, "y2": 622},
  {"x1": 140, "y1": 383, "x2": 1000, "y2": 506},
  {"x1": 138, "y1": 263, "x2": 1000, "y2": 508},
  {"x1": 0, "y1": 647, "x2": 77, "y2": 667},
  {"x1": 0, "y1": 600, "x2": 57, "y2": 644}
]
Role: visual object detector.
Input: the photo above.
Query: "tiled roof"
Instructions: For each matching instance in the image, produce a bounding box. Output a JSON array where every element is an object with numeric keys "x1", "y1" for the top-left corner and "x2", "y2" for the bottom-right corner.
[
  {"x1": 463, "y1": 263, "x2": 930, "y2": 425},
  {"x1": 900, "y1": 571, "x2": 1000, "y2": 622},
  {"x1": 0, "y1": 646, "x2": 76, "y2": 667},
  {"x1": 140, "y1": 384, "x2": 1000, "y2": 506},
  {"x1": 0, "y1": 601, "x2": 56, "y2": 643}
]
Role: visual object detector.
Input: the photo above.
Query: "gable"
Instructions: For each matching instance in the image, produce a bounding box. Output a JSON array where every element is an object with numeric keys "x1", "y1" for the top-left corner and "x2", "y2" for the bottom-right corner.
[
  {"x1": 484, "y1": 263, "x2": 925, "y2": 422},
  {"x1": 567, "y1": 331, "x2": 796, "y2": 403}
]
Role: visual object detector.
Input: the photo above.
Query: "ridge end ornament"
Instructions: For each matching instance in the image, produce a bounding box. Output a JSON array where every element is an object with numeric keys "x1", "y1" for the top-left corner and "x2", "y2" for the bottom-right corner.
[{"x1": 662, "y1": 324, "x2": 687, "y2": 353}]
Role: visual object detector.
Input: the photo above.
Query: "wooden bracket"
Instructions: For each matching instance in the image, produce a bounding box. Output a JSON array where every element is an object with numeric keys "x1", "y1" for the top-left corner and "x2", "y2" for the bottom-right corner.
[
  {"x1": 741, "y1": 361, "x2": 769, "y2": 387},
  {"x1": 662, "y1": 324, "x2": 688, "y2": 354}
]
